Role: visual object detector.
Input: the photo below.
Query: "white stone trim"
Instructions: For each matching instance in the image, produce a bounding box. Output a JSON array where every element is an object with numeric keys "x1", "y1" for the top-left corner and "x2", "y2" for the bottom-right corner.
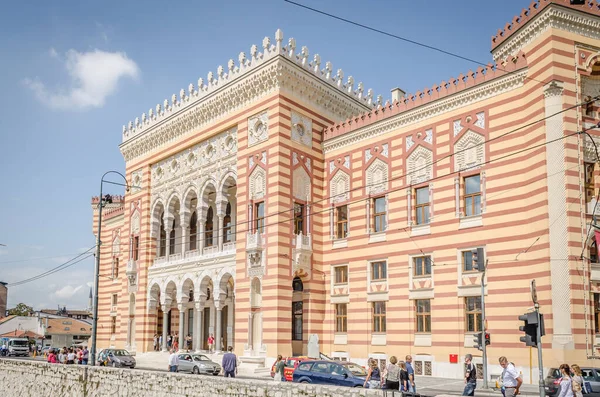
[
  {"x1": 414, "y1": 333, "x2": 432, "y2": 347},
  {"x1": 332, "y1": 239, "x2": 348, "y2": 249},
  {"x1": 371, "y1": 334, "x2": 387, "y2": 346},
  {"x1": 333, "y1": 334, "x2": 348, "y2": 345},
  {"x1": 322, "y1": 70, "x2": 526, "y2": 154},
  {"x1": 492, "y1": 5, "x2": 600, "y2": 62}
]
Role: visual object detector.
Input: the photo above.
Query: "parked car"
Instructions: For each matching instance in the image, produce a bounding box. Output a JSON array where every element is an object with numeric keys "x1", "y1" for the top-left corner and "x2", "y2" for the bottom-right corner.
[
  {"x1": 177, "y1": 353, "x2": 221, "y2": 375},
  {"x1": 292, "y1": 360, "x2": 367, "y2": 387},
  {"x1": 97, "y1": 348, "x2": 136, "y2": 368},
  {"x1": 271, "y1": 356, "x2": 309, "y2": 381},
  {"x1": 545, "y1": 367, "x2": 600, "y2": 397}
]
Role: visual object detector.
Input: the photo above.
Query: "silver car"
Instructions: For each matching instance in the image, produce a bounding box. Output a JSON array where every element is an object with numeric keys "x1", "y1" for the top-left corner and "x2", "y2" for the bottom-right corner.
[{"x1": 177, "y1": 354, "x2": 221, "y2": 375}]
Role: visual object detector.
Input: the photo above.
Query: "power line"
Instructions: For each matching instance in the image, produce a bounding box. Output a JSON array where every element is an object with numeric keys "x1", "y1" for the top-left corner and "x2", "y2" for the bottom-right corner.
[
  {"x1": 282, "y1": 0, "x2": 547, "y2": 86},
  {"x1": 7, "y1": 246, "x2": 96, "y2": 287}
]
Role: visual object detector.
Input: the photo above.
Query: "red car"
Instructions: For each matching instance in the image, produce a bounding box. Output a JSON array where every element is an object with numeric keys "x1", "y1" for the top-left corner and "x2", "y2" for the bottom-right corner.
[{"x1": 271, "y1": 356, "x2": 309, "y2": 381}]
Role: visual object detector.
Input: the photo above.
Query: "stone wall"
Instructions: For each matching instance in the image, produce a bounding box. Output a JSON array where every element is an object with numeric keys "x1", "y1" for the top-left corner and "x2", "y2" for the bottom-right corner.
[{"x1": 0, "y1": 359, "x2": 383, "y2": 397}]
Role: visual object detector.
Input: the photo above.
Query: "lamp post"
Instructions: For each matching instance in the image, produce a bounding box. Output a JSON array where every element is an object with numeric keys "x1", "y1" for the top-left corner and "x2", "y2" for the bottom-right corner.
[{"x1": 90, "y1": 171, "x2": 129, "y2": 366}]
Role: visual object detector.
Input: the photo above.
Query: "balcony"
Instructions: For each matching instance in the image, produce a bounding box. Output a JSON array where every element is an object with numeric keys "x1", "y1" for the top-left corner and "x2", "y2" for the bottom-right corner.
[
  {"x1": 246, "y1": 232, "x2": 263, "y2": 251},
  {"x1": 588, "y1": 199, "x2": 600, "y2": 215},
  {"x1": 246, "y1": 232, "x2": 264, "y2": 269},
  {"x1": 151, "y1": 243, "x2": 236, "y2": 268},
  {"x1": 292, "y1": 232, "x2": 312, "y2": 278}
]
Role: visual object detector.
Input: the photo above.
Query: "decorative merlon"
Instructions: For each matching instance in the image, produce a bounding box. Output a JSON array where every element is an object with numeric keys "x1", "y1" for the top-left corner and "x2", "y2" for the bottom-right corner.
[
  {"x1": 121, "y1": 29, "x2": 376, "y2": 145},
  {"x1": 491, "y1": 0, "x2": 600, "y2": 61},
  {"x1": 323, "y1": 52, "x2": 527, "y2": 143}
]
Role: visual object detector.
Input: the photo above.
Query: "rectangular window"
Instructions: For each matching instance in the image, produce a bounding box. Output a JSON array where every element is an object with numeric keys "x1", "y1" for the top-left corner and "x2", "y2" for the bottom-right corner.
[
  {"x1": 372, "y1": 301, "x2": 386, "y2": 333},
  {"x1": 413, "y1": 256, "x2": 432, "y2": 277},
  {"x1": 133, "y1": 236, "x2": 139, "y2": 261},
  {"x1": 334, "y1": 266, "x2": 348, "y2": 284},
  {"x1": 465, "y1": 297, "x2": 482, "y2": 332},
  {"x1": 586, "y1": 162, "x2": 595, "y2": 205},
  {"x1": 415, "y1": 187, "x2": 430, "y2": 225},
  {"x1": 112, "y1": 257, "x2": 119, "y2": 279},
  {"x1": 292, "y1": 301, "x2": 303, "y2": 341},
  {"x1": 464, "y1": 175, "x2": 481, "y2": 217},
  {"x1": 294, "y1": 203, "x2": 305, "y2": 235},
  {"x1": 415, "y1": 299, "x2": 431, "y2": 333},
  {"x1": 335, "y1": 303, "x2": 347, "y2": 333},
  {"x1": 255, "y1": 202, "x2": 265, "y2": 234},
  {"x1": 111, "y1": 318, "x2": 116, "y2": 335},
  {"x1": 112, "y1": 294, "x2": 118, "y2": 306},
  {"x1": 336, "y1": 205, "x2": 348, "y2": 239},
  {"x1": 462, "y1": 251, "x2": 476, "y2": 272},
  {"x1": 373, "y1": 197, "x2": 387, "y2": 232},
  {"x1": 371, "y1": 261, "x2": 387, "y2": 281}
]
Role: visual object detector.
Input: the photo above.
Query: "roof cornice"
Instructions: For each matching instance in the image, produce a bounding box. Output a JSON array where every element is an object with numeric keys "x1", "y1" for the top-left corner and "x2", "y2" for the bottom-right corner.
[
  {"x1": 492, "y1": 2, "x2": 600, "y2": 62},
  {"x1": 119, "y1": 29, "x2": 375, "y2": 162}
]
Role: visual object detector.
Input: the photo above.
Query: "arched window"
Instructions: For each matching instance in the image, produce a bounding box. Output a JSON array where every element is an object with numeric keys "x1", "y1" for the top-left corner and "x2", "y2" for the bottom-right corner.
[
  {"x1": 591, "y1": 239, "x2": 598, "y2": 264},
  {"x1": 205, "y1": 207, "x2": 214, "y2": 247},
  {"x1": 292, "y1": 277, "x2": 303, "y2": 292},
  {"x1": 159, "y1": 212, "x2": 166, "y2": 257},
  {"x1": 223, "y1": 203, "x2": 232, "y2": 243},
  {"x1": 169, "y1": 219, "x2": 176, "y2": 255},
  {"x1": 189, "y1": 211, "x2": 197, "y2": 251}
]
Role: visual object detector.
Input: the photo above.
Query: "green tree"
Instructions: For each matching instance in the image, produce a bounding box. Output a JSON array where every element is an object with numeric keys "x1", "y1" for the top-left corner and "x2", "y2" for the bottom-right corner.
[{"x1": 8, "y1": 303, "x2": 34, "y2": 316}]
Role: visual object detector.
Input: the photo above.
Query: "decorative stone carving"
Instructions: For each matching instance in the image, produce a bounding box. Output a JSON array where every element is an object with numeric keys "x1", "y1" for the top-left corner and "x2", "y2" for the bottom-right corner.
[
  {"x1": 249, "y1": 166, "x2": 266, "y2": 200},
  {"x1": 131, "y1": 211, "x2": 140, "y2": 235},
  {"x1": 453, "y1": 120, "x2": 463, "y2": 137},
  {"x1": 454, "y1": 130, "x2": 485, "y2": 171},
  {"x1": 475, "y1": 112, "x2": 485, "y2": 129},
  {"x1": 330, "y1": 171, "x2": 350, "y2": 204},
  {"x1": 293, "y1": 167, "x2": 311, "y2": 200},
  {"x1": 424, "y1": 129, "x2": 433, "y2": 144},
  {"x1": 293, "y1": 152, "x2": 299, "y2": 165},
  {"x1": 130, "y1": 169, "x2": 143, "y2": 194},
  {"x1": 343, "y1": 155, "x2": 350, "y2": 169},
  {"x1": 365, "y1": 149, "x2": 372, "y2": 163},
  {"x1": 365, "y1": 158, "x2": 388, "y2": 195},
  {"x1": 291, "y1": 110, "x2": 313, "y2": 148},
  {"x1": 382, "y1": 143, "x2": 389, "y2": 157},
  {"x1": 329, "y1": 161, "x2": 335, "y2": 173},
  {"x1": 261, "y1": 151, "x2": 266, "y2": 165},
  {"x1": 248, "y1": 111, "x2": 269, "y2": 147},
  {"x1": 406, "y1": 136, "x2": 414, "y2": 151},
  {"x1": 407, "y1": 146, "x2": 433, "y2": 185}
]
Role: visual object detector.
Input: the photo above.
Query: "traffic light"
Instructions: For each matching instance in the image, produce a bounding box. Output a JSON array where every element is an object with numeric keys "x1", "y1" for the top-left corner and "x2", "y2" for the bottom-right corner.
[
  {"x1": 472, "y1": 332, "x2": 483, "y2": 351},
  {"x1": 519, "y1": 311, "x2": 545, "y2": 347},
  {"x1": 472, "y1": 248, "x2": 485, "y2": 271},
  {"x1": 484, "y1": 332, "x2": 491, "y2": 346}
]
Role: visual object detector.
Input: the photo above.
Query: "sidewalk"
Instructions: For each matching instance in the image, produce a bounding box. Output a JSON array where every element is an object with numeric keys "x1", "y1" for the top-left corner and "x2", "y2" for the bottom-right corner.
[{"x1": 415, "y1": 376, "x2": 541, "y2": 397}]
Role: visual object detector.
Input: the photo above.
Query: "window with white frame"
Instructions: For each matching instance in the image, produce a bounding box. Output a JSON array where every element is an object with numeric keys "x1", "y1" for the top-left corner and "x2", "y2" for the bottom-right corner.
[
  {"x1": 335, "y1": 303, "x2": 347, "y2": 333},
  {"x1": 464, "y1": 175, "x2": 481, "y2": 217},
  {"x1": 413, "y1": 256, "x2": 431, "y2": 277},
  {"x1": 372, "y1": 301, "x2": 386, "y2": 333},
  {"x1": 334, "y1": 265, "x2": 348, "y2": 284},
  {"x1": 415, "y1": 186, "x2": 430, "y2": 225},
  {"x1": 372, "y1": 196, "x2": 387, "y2": 232},
  {"x1": 415, "y1": 299, "x2": 431, "y2": 333},
  {"x1": 336, "y1": 205, "x2": 348, "y2": 239},
  {"x1": 370, "y1": 261, "x2": 387, "y2": 281}
]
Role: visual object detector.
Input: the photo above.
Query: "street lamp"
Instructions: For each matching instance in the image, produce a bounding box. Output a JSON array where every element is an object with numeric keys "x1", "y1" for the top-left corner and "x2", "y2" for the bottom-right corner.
[{"x1": 90, "y1": 171, "x2": 130, "y2": 367}]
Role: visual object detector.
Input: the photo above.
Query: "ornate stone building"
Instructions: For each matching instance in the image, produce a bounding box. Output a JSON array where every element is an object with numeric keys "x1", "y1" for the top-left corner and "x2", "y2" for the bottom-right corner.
[{"x1": 93, "y1": 0, "x2": 600, "y2": 380}]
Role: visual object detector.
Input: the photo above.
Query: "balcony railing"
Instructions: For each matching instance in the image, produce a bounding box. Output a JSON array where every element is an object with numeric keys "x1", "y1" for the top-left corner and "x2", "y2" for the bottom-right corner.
[
  {"x1": 152, "y1": 243, "x2": 236, "y2": 267},
  {"x1": 246, "y1": 232, "x2": 263, "y2": 251},
  {"x1": 168, "y1": 253, "x2": 182, "y2": 262},
  {"x1": 184, "y1": 249, "x2": 198, "y2": 259},
  {"x1": 223, "y1": 241, "x2": 236, "y2": 252},
  {"x1": 203, "y1": 245, "x2": 219, "y2": 255},
  {"x1": 293, "y1": 233, "x2": 312, "y2": 251}
]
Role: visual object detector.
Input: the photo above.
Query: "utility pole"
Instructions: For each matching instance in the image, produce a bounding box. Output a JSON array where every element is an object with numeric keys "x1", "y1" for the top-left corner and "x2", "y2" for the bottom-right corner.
[
  {"x1": 481, "y1": 258, "x2": 488, "y2": 389},
  {"x1": 519, "y1": 280, "x2": 545, "y2": 397}
]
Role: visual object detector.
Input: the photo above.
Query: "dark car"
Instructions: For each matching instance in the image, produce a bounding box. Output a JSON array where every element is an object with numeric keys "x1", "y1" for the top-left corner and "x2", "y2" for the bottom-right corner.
[
  {"x1": 545, "y1": 367, "x2": 600, "y2": 397},
  {"x1": 97, "y1": 348, "x2": 136, "y2": 369},
  {"x1": 292, "y1": 360, "x2": 367, "y2": 387}
]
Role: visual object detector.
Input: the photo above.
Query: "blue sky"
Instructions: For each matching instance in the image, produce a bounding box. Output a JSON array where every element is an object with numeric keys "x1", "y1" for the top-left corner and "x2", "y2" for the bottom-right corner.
[{"x1": 0, "y1": 0, "x2": 530, "y2": 309}]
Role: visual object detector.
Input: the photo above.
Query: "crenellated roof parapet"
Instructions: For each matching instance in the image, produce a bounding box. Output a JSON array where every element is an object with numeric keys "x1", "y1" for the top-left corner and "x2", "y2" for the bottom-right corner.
[
  {"x1": 491, "y1": 0, "x2": 600, "y2": 61},
  {"x1": 121, "y1": 29, "x2": 376, "y2": 147},
  {"x1": 323, "y1": 52, "x2": 528, "y2": 143}
]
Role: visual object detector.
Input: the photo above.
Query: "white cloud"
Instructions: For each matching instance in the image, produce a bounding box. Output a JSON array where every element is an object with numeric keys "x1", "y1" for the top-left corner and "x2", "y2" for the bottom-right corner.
[
  {"x1": 53, "y1": 284, "x2": 84, "y2": 300},
  {"x1": 24, "y1": 49, "x2": 139, "y2": 110},
  {"x1": 49, "y1": 47, "x2": 58, "y2": 58}
]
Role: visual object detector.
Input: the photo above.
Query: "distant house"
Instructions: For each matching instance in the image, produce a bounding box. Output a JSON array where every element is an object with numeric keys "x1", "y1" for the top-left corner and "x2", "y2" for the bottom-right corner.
[
  {"x1": 39, "y1": 307, "x2": 93, "y2": 322},
  {"x1": 41, "y1": 318, "x2": 92, "y2": 347}
]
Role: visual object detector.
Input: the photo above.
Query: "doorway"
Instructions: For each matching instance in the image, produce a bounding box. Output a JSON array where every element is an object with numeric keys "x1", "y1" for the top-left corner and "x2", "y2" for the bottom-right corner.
[
  {"x1": 291, "y1": 277, "x2": 304, "y2": 356},
  {"x1": 203, "y1": 307, "x2": 210, "y2": 350},
  {"x1": 221, "y1": 305, "x2": 228, "y2": 351}
]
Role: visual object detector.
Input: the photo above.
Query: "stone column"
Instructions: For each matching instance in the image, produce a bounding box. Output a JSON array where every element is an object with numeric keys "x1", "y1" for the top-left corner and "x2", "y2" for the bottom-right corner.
[
  {"x1": 161, "y1": 304, "x2": 169, "y2": 352},
  {"x1": 181, "y1": 220, "x2": 189, "y2": 255},
  {"x1": 215, "y1": 307, "x2": 222, "y2": 352},
  {"x1": 247, "y1": 312, "x2": 254, "y2": 354},
  {"x1": 227, "y1": 302, "x2": 234, "y2": 349},
  {"x1": 178, "y1": 304, "x2": 185, "y2": 351},
  {"x1": 195, "y1": 301, "x2": 203, "y2": 352},
  {"x1": 217, "y1": 214, "x2": 224, "y2": 251},
  {"x1": 544, "y1": 80, "x2": 574, "y2": 351},
  {"x1": 165, "y1": 227, "x2": 172, "y2": 257},
  {"x1": 198, "y1": 218, "x2": 205, "y2": 252}
]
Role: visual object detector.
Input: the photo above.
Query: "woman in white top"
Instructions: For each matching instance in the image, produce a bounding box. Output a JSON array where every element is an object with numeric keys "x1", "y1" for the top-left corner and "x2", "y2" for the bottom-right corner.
[
  {"x1": 558, "y1": 363, "x2": 574, "y2": 397},
  {"x1": 571, "y1": 364, "x2": 585, "y2": 397}
]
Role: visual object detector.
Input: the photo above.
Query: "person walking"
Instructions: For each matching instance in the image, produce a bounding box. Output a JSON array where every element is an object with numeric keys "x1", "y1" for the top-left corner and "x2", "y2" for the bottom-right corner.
[
  {"x1": 363, "y1": 358, "x2": 382, "y2": 389},
  {"x1": 499, "y1": 356, "x2": 522, "y2": 397},
  {"x1": 168, "y1": 349, "x2": 179, "y2": 372},
  {"x1": 406, "y1": 355, "x2": 416, "y2": 393},
  {"x1": 207, "y1": 334, "x2": 215, "y2": 353},
  {"x1": 383, "y1": 355, "x2": 401, "y2": 390},
  {"x1": 399, "y1": 361, "x2": 410, "y2": 392},
  {"x1": 186, "y1": 334, "x2": 192, "y2": 351},
  {"x1": 153, "y1": 334, "x2": 158, "y2": 351},
  {"x1": 167, "y1": 333, "x2": 172, "y2": 349},
  {"x1": 158, "y1": 334, "x2": 163, "y2": 351},
  {"x1": 572, "y1": 364, "x2": 585, "y2": 397},
  {"x1": 557, "y1": 364, "x2": 574, "y2": 397},
  {"x1": 221, "y1": 346, "x2": 238, "y2": 378},
  {"x1": 462, "y1": 354, "x2": 477, "y2": 396}
]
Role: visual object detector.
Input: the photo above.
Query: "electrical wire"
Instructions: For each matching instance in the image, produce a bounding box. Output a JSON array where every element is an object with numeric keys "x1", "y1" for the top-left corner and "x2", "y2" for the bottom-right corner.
[{"x1": 282, "y1": 0, "x2": 547, "y2": 86}]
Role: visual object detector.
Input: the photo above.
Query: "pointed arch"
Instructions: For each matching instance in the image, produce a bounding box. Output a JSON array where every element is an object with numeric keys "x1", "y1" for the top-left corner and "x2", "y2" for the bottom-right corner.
[
  {"x1": 293, "y1": 166, "x2": 311, "y2": 200},
  {"x1": 249, "y1": 166, "x2": 266, "y2": 200},
  {"x1": 365, "y1": 158, "x2": 389, "y2": 195},
  {"x1": 407, "y1": 145, "x2": 433, "y2": 185},
  {"x1": 330, "y1": 170, "x2": 350, "y2": 203},
  {"x1": 454, "y1": 130, "x2": 485, "y2": 171}
]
